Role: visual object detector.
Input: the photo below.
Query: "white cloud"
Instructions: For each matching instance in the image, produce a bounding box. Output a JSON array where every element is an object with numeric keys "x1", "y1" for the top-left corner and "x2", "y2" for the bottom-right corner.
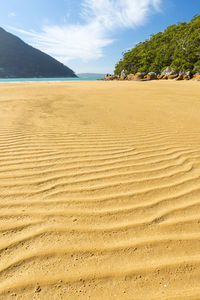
[
  {"x1": 8, "y1": 12, "x2": 16, "y2": 17},
  {"x1": 82, "y1": 0, "x2": 161, "y2": 29},
  {"x1": 9, "y1": 0, "x2": 162, "y2": 63}
]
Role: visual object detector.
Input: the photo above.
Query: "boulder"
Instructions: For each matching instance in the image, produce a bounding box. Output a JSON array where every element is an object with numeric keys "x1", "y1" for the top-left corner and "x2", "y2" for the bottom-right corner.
[
  {"x1": 134, "y1": 72, "x2": 145, "y2": 79},
  {"x1": 168, "y1": 74, "x2": 178, "y2": 79},
  {"x1": 183, "y1": 75, "x2": 191, "y2": 80},
  {"x1": 157, "y1": 75, "x2": 164, "y2": 79},
  {"x1": 161, "y1": 66, "x2": 170, "y2": 75},
  {"x1": 104, "y1": 75, "x2": 118, "y2": 80},
  {"x1": 104, "y1": 74, "x2": 112, "y2": 80},
  {"x1": 193, "y1": 74, "x2": 200, "y2": 80},
  {"x1": 121, "y1": 69, "x2": 127, "y2": 77},
  {"x1": 120, "y1": 76, "x2": 126, "y2": 80},
  {"x1": 185, "y1": 71, "x2": 191, "y2": 76},
  {"x1": 176, "y1": 74, "x2": 184, "y2": 80},
  {"x1": 161, "y1": 67, "x2": 177, "y2": 77},
  {"x1": 147, "y1": 72, "x2": 157, "y2": 80},
  {"x1": 126, "y1": 74, "x2": 135, "y2": 80},
  {"x1": 162, "y1": 75, "x2": 168, "y2": 80}
]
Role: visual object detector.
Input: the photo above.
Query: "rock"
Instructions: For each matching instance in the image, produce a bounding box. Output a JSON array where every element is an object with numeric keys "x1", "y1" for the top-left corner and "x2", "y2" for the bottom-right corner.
[
  {"x1": 126, "y1": 74, "x2": 135, "y2": 80},
  {"x1": 185, "y1": 71, "x2": 191, "y2": 76},
  {"x1": 161, "y1": 66, "x2": 170, "y2": 75},
  {"x1": 161, "y1": 67, "x2": 177, "y2": 77},
  {"x1": 134, "y1": 72, "x2": 145, "y2": 79},
  {"x1": 168, "y1": 74, "x2": 178, "y2": 79},
  {"x1": 176, "y1": 74, "x2": 184, "y2": 80},
  {"x1": 35, "y1": 286, "x2": 41, "y2": 293},
  {"x1": 161, "y1": 66, "x2": 180, "y2": 79},
  {"x1": 120, "y1": 76, "x2": 126, "y2": 80},
  {"x1": 147, "y1": 72, "x2": 157, "y2": 80},
  {"x1": 121, "y1": 69, "x2": 127, "y2": 77},
  {"x1": 104, "y1": 75, "x2": 118, "y2": 80},
  {"x1": 183, "y1": 75, "x2": 191, "y2": 80},
  {"x1": 104, "y1": 74, "x2": 112, "y2": 80},
  {"x1": 157, "y1": 75, "x2": 164, "y2": 79},
  {"x1": 193, "y1": 74, "x2": 200, "y2": 80},
  {"x1": 182, "y1": 71, "x2": 192, "y2": 79}
]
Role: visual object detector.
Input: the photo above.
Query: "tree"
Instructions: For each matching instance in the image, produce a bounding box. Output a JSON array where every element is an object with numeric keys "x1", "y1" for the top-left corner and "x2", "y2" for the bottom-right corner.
[{"x1": 114, "y1": 15, "x2": 200, "y2": 75}]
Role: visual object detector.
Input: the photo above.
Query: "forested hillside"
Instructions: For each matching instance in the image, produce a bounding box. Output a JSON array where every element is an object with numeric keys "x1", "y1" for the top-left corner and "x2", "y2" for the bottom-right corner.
[
  {"x1": 114, "y1": 15, "x2": 200, "y2": 75},
  {"x1": 0, "y1": 27, "x2": 77, "y2": 78}
]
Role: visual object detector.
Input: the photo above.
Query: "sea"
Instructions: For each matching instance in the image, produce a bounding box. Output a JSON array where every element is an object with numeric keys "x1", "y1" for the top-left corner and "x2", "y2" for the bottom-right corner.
[{"x1": 0, "y1": 77, "x2": 102, "y2": 83}]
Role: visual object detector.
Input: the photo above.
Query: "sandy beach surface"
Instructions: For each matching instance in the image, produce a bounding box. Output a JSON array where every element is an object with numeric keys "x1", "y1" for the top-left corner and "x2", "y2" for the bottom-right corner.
[{"x1": 0, "y1": 80, "x2": 200, "y2": 299}]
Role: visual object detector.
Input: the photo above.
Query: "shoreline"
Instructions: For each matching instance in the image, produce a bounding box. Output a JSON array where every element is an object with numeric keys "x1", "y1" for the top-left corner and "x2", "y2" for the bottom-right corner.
[
  {"x1": 0, "y1": 78, "x2": 199, "y2": 85},
  {"x1": 0, "y1": 77, "x2": 102, "y2": 84}
]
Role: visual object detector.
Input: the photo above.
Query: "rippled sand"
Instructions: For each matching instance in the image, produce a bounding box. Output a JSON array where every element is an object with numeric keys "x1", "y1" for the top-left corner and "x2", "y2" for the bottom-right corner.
[{"x1": 0, "y1": 80, "x2": 200, "y2": 299}]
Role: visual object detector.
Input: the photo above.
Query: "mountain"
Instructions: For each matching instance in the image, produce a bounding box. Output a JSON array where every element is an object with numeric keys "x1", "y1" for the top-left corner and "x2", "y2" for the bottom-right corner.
[
  {"x1": 77, "y1": 73, "x2": 105, "y2": 78},
  {"x1": 114, "y1": 14, "x2": 200, "y2": 75},
  {"x1": 0, "y1": 27, "x2": 77, "y2": 78}
]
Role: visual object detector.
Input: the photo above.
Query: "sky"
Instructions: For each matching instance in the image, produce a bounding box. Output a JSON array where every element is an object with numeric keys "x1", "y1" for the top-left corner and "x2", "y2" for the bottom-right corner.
[{"x1": 0, "y1": 0, "x2": 199, "y2": 74}]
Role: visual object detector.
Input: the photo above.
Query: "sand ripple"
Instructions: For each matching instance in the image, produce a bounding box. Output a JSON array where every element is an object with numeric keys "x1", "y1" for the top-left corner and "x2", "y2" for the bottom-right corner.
[{"x1": 0, "y1": 81, "x2": 200, "y2": 299}]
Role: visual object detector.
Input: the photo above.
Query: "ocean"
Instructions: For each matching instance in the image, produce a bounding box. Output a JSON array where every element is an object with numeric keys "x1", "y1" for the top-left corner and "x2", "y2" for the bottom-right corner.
[{"x1": 0, "y1": 77, "x2": 102, "y2": 83}]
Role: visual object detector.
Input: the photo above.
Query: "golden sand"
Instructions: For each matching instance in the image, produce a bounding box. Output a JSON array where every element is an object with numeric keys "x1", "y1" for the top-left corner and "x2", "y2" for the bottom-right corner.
[{"x1": 0, "y1": 80, "x2": 200, "y2": 299}]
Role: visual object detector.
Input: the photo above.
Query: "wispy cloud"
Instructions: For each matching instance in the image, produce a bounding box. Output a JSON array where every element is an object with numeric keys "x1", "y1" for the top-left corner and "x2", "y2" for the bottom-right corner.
[
  {"x1": 82, "y1": 0, "x2": 161, "y2": 29},
  {"x1": 9, "y1": 0, "x2": 162, "y2": 63},
  {"x1": 8, "y1": 12, "x2": 16, "y2": 17}
]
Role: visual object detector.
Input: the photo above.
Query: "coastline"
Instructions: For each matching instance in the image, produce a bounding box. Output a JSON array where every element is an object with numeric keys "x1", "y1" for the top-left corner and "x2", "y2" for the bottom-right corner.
[{"x1": 0, "y1": 77, "x2": 101, "y2": 83}]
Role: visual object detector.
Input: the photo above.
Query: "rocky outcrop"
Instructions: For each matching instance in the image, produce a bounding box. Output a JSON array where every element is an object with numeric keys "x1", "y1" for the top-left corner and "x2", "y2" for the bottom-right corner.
[
  {"x1": 134, "y1": 72, "x2": 145, "y2": 79},
  {"x1": 120, "y1": 70, "x2": 127, "y2": 77},
  {"x1": 193, "y1": 74, "x2": 200, "y2": 80},
  {"x1": 161, "y1": 67, "x2": 177, "y2": 77},
  {"x1": 126, "y1": 74, "x2": 135, "y2": 80},
  {"x1": 104, "y1": 74, "x2": 119, "y2": 80},
  {"x1": 168, "y1": 74, "x2": 178, "y2": 79},
  {"x1": 185, "y1": 71, "x2": 192, "y2": 77},
  {"x1": 103, "y1": 70, "x2": 198, "y2": 81},
  {"x1": 147, "y1": 72, "x2": 157, "y2": 80},
  {"x1": 183, "y1": 75, "x2": 191, "y2": 80},
  {"x1": 176, "y1": 74, "x2": 184, "y2": 80}
]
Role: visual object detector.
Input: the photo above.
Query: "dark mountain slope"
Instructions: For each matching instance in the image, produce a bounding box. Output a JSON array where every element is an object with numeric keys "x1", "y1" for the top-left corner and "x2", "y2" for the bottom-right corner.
[{"x1": 0, "y1": 27, "x2": 77, "y2": 78}]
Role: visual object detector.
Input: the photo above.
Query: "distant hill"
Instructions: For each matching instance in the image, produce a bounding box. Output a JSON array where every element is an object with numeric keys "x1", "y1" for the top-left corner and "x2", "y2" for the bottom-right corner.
[
  {"x1": 77, "y1": 73, "x2": 105, "y2": 78},
  {"x1": 115, "y1": 14, "x2": 200, "y2": 75},
  {"x1": 0, "y1": 27, "x2": 77, "y2": 78}
]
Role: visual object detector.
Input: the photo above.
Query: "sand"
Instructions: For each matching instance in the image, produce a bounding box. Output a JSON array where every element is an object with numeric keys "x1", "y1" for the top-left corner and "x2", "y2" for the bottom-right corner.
[{"x1": 0, "y1": 80, "x2": 199, "y2": 299}]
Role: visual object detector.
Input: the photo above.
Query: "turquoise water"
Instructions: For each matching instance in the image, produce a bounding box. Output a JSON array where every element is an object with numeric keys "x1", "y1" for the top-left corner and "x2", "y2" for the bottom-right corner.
[{"x1": 0, "y1": 77, "x2": 101, "y2": 83}]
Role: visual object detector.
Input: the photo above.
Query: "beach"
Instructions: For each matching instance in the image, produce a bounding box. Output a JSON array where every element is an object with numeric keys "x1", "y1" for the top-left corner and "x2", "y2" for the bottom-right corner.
[{"x1": 0, "y1": 80, "x2": 200, "y2": 299}]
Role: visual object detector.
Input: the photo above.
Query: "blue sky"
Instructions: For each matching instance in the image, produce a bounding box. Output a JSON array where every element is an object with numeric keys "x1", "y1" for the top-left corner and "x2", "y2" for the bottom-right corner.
[{"x1": 0, "y1": 0, "x2": 199, "y2": 74}]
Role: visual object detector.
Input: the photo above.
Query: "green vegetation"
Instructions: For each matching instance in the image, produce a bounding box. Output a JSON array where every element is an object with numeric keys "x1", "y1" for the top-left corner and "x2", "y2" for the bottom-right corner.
[
  {"x1": 114, "y1": 15, "x2": 200, "y2": 75},
  {"x1": 0, "y1": 27, "x2": 77, "y2": 78}
]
